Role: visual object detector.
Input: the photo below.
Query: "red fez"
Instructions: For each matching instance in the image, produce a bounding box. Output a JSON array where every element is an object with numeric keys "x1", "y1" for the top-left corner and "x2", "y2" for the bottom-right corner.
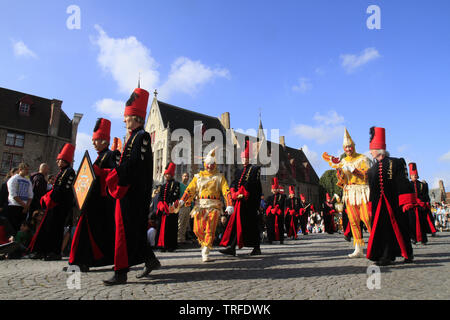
[
  {"x1": 326, "y1": 193, "x2": 331, "y2": 202},
  {"x1": 111, "y1": 137, "x2": 121, "y2": 151},
  {"x1": 369, "y1": 127, "x2": 386, "y2": 150},
  {"x1": 409, "y1": 162, "x2": 418, "y2": 177},
  {"x1": 289, "y1": 186, "x2": 295, "y2": 195},
  {"x1": 271, "y1": 177, "x2": 279, "y2": 190},
  {"x1": 124, "y1": 88, "x2": 149, "y2": 119},
  {"x1": 92, "y1": 118, "x2": 111, "y2": 142},
  {"x1": 164, "y1": 162, "x2": 176, "y2": 177},
  {"x1": 300, "y1": 194, "x2": 306, "y2": 201},
  {"x1": 241, "y1": 140, "x2": 252, "y2": 159},
  {"x1": 57, "y1": 143, "x2": 75, "y2": 164}
]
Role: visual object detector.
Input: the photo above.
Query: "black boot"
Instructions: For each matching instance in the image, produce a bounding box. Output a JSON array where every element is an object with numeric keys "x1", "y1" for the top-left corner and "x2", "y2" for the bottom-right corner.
[
  {"x1": 219, "y1": 246, "x2": 236, "y2": 256},
  {"x1": 136, "y1": 257, "x2": 161, "y2": 279},
  {"x1": 103, "y1": 271, "x2": 127, "y2": 286},
  {"x1": 249, "y1": 247, "x2": 261, "y2": 256}
]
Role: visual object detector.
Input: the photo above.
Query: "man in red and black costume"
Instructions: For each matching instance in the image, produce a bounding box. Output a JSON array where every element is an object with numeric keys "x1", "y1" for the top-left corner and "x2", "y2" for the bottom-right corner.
[
  {"x1": 284, "y1": 186, "x2": 300, "y2": 240},
  {"x1": 103, "y1": 87, "x2": 160, "y2": 286},
  {"x1": 299, "y1": 194, "x2": 312, "y2": 236},
  {"x1": 366, "y1": 127, "x2": 415, "y2": 266},
  {"x1": 68, "y1": 118, "x2": 120, "y2": 272},
  {"x1": 28, "y1": 143, "x2": 76, "y2": 261},
  {"x1": 265, "y1": 177, "x2": 285, "y2": 244},
  {"x1": 156, "y1": 162, "x2": 180, "y2": 252},
  {"x1": 407, "y1": 162, "x2": 435, "y2": 244},
  {"x1": 219, "y1": 141, "x2": 262, "y2": 256},
  {"x1": 322, "y1": 193, "x2": 336, "y2": 234}
]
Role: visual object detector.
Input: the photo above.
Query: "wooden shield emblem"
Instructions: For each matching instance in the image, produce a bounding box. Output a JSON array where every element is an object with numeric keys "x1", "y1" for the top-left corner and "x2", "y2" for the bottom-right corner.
[{"x1": 73, "y1": 151, "x2": 96, "y2": 211}]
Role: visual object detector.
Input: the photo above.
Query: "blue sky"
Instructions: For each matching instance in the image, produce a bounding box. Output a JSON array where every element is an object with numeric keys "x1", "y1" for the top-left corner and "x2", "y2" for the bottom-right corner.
[{"x1": 1, "y1": 0, "x2": 449, "y2": 190}]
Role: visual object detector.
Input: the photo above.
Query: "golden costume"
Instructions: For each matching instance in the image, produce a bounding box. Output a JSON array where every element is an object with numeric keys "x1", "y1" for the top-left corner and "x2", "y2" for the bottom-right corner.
[
  {"x1": 180, "y1": 148, "x2": 232, "y2": 261},
  {"x1": 323, "y1": 128, "x2": 372, "y2": 258}
]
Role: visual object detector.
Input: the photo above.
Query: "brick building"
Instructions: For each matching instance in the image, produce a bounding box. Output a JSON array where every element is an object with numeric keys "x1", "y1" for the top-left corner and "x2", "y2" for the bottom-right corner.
[{"x1": 0, "y1": 87, "x2": 83, "y2": 178}]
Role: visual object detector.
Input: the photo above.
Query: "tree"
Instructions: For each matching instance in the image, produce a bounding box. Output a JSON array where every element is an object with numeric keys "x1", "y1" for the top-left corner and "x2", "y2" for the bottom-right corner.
[{"x1": 319, "y1": 169, "x2": 342, "y2": 198}]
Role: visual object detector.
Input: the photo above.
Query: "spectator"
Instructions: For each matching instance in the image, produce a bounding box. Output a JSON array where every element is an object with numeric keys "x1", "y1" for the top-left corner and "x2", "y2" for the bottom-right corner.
[
  {"x1": 147, "y1": 217, "x2": 157, "y2": 248},
  {"x1": 214, "y1": 215, "x2": 229, "y2": 246},
  {"x1": 47, "y1": 174, "x2": 56, "y2": 191},
  {"x1": 30, "y1": 210, "x2": 44, "y2": 234},
  {"x1": 7, "y1": 221, "x2": 33, "y2": 259},
  {"x1": 178, "y1": 172, "x2": 191, "y2": 245},
  {"x1": 29, "y1": 163, "x2": 49, "y2": 218},
  {"x1": 6, "y1": 163, "x2": 33, "y2": 233},
  {"x1": 436, "y1": 203, "x2": 445, "y2": 231},
  {"x1": 1, "y1": 168, "x2": 19, "y2": 218},
  {"x1": 0, "y1": 216, "x2": 17, "y2": 259}
]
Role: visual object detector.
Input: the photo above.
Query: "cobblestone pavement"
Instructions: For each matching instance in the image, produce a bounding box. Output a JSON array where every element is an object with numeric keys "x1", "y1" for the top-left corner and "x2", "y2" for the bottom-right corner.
[{"x1": 1, "y1": 232, "x2": 449, "y2": 300}]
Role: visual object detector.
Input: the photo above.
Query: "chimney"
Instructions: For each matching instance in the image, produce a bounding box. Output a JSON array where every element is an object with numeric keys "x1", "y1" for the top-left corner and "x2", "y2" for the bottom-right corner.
[
  {"x1": 48, "y1": 99, "x2": 62, "y2": 136},
  {"x1": 71, "y1": 113, "x2": 83, "y2": 146},
  {"x1": 279, "y1": 136, "x2": 285, "y2": 148},
  {"x1": 220, "y1": 112, "x2": 230, "y2": 130}
]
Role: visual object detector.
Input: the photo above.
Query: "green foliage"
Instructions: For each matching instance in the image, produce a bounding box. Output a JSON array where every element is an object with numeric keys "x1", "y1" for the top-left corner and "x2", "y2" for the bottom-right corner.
[{"x1": 319, "y1": 169, "x2": 342, "y2": 197}]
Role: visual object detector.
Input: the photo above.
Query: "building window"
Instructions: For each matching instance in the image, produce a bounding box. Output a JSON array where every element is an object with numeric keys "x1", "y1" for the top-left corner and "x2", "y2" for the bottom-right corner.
[
  {"x1": 19, "y1": 102, "x2": 30, "y2": 115},
  {"x1": 1, "y1": 152, "x2": 23, "y2": 175},
  {"x1": 5, "y1": 132, "x2": 25, "y2": 148},
  {"x1": 150, "y1": 131, "x2": 156, "y2": 145},
  {"x1": 156, "y1": 149, "x2": 163, "y2": 177}
]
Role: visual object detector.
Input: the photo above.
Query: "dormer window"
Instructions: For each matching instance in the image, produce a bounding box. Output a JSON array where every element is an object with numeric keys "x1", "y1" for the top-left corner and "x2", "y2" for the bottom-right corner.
[{"x1": 19, "y1": 102, "x2": 30, "y2": 115}]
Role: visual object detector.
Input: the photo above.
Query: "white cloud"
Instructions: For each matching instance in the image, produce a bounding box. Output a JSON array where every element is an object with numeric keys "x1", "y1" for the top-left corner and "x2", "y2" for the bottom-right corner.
[
  {"x1": 12, "y1": 40, "x2": 37, "y2": 59},
  {"x1": 94, "y1": 98, "x2": 125, "y2": 119},
  {"x1": 439, "y1": 151, "x2": 450, "y2": 162},
  {"x1": 159, "y1": 57, "x2": 230, "y2": 99},
  {"x1": 292, "y1": 110, "x2": 345, "y2": 144},
  {"x1": 340, "y1": 47, "x2": 380, "y2": 73},
  {"x1": 92, "y1": 25, "x2": 160, "y2": 94},
  {"x1": 92, "y1": 25, "x2": 230, "y2": 101},
  {"x1": 292, "y1": 77, "x2": 312, "y2": 94}
]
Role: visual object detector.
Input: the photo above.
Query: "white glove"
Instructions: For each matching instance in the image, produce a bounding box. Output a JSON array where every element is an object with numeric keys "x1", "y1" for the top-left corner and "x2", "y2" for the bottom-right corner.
[
  {"x1": 225, "y1": 206, "x2": 234, "y2": 215},
  {"x1": 178, "y1": 199, "x2": 185, "y2": 207}
]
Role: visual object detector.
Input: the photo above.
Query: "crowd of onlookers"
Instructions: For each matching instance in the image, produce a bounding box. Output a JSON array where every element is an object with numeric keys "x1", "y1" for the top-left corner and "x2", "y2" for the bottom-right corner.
[
  {"x1": 0, "y1": 163, "x2": 75, "y2": 260},
  {"x1": 431, "y1": 202, "x2": 450, "y2": 232}
]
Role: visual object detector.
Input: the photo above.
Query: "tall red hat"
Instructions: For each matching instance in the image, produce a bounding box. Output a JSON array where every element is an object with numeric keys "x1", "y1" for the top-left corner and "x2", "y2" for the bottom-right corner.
[
  {"x1": 300, "y1": 194, "x2": 306, "y2": 201},
  {"x1": 271, "y1": 177, "x2": 279, "y2": 190},
  {"x1": 289, "y1": 185, "x2": 295, "y2": 195},
  {"x1": 409, "y1": 162, "x2": 418, "y2": 177},
  {"x1": 92, "y1": 118, "x2": 111, "y2": 142},
  {"x1": 369, "y1": 127, "x2": 386, "y2": 150},
  {"x1": 164, "y1": 162, "x2": 176, "y2": 177},
  {"x1": 124, "y1": 87, "x2": 149, "y2": 119},
  {"x1": 326, "y1": 193, "x2": 331, "y2": 202},
  {"x1": 241, "y1": 140, "x2": 252, "y2": 159},
  {"x1": 57, "y1": 143, "x2": 75, "y2": 164}
]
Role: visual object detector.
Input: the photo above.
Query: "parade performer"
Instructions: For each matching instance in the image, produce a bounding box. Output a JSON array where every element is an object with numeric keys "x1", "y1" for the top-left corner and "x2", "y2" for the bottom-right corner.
[
  {"x1": 103, "y1": 86, "x2": 160, "y2": 285},
  {"x1": 322, "y1": 128, "x2": 372, "y2": 258},
  {"x1": 298, "y1": 194, "x2": 312, "y2": 236},
  {"x1": 407, "y1": 162, "x2": 435, "y2": 244},
  {"x1": 156, "y1": 162, "x2": 180, "y2": 252},
  {"x1": 179, "y1": 148, "x2": 233, "y2": 262},
  {"x1": 219, "y1": 141, "x2": 263, "y2": 256},
  {"x1": 265, "y1": 178, "x2": 286, "y2": 244},
  {"x1": 366, "y1": 127, "x2": 415, "y2": 266},
  {"x1": 68, "y1": 118, "x2": 119, "y2": 272},
  {"x1": 284, "y1": 186, "x2": 300, "y2": 240},
  {"x1": 322, "y1": 193, "x2": 336, "y2": 234},
  {"x1": 28, "y1": 143, "x2": 76, "y2": 261}
]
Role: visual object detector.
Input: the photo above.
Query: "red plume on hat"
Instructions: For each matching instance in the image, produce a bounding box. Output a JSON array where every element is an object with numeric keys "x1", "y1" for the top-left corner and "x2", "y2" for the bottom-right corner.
[
  {"x1": 57, "y1": 143, "x2": 75, "y2": 164},
  {"x1": 241, "y1": 140, "x2": 252, "y2": 159},
  {"x1": 289, "y1": 185, "x2": 295, "y2": 195},
  {"x1": 124, "y1": 87, "x2": 149, "y2": 119},
  {"x1": 271, "y1": 177, "x2": 279, "y2": 190},
  {"x1": 369, "y1": 127, "x2": 386, "y2": 150},
  {"x1": 408, "y1": 162, "x2": 418, "y2": 178},
  {"x1": 164, "y1": 162, "x2": 176, "y2": 177},
  {"x1": 326, "y1": 193, "x2": 332, "y2": 202},
  {"x1": 300, "y1": 194, "x2": 306, "y2": 201},
  {"x1": 92, "y1": 118, "x2": 111, "y2": 142}
]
